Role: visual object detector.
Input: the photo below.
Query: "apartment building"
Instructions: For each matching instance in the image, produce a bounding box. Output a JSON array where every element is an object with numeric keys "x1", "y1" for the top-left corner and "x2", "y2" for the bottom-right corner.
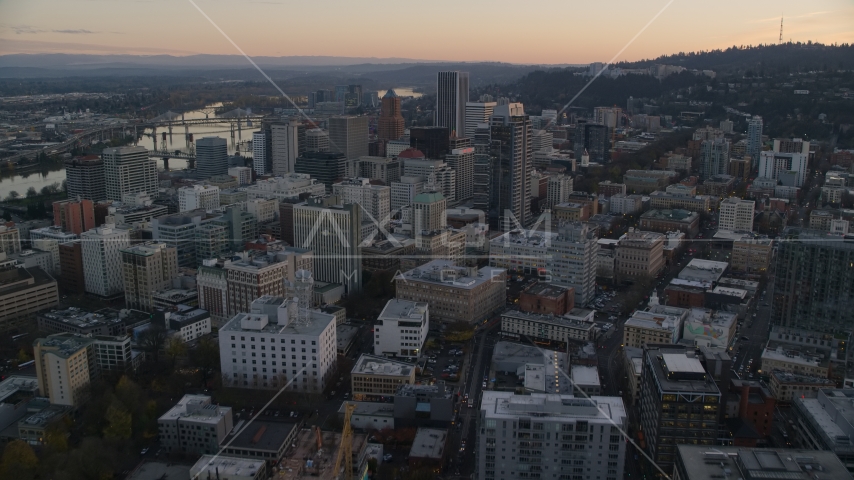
[
  {"x1": 178, "y1": 184, "x2": 220, "y2": 212},
  {"x1": 121, "y1": 242, "x2": 178, "y2": 311},
  {"x1": 224, "y1": 253, "x2": 288, "y2": 316},
  {"x1": 719, "y1": 197, "x2": 755, "y2": 232},
  {"x1": 33, "y1": 334, "x2": 96, "y2": 406},
  {"x1": 80, "y1": 225, "x2": 131, "y2": 299},
  {"x1": 615, "y1": 230, "x2": 665, "y2": 281},
  {"x1": 477, "y1": 391, "x2": 627, "y2": 480}
]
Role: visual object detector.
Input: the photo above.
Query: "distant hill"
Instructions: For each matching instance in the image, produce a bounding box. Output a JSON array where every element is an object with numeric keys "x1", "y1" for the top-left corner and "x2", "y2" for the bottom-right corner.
[{"x1": 615, "y1": 42, "x2": 854, "y2": 73}]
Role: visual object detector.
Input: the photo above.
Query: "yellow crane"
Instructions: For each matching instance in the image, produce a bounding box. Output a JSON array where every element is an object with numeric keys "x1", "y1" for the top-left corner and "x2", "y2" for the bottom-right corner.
[{"x1": 334, "y1": 403, "x2": 356, "y2": 480}]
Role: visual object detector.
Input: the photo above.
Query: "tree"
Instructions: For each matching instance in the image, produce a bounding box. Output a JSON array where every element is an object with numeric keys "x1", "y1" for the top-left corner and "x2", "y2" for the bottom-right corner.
[
  {"x1": 4, "y1": 191, "x2": 19, "y2": 201},
  {"x1": 43, "y1": 418, "x2": 70, "y2": 453},
  {"x1": 103, "y1": 400, "x2": 132, "y2": 440},
  {"x1": 190, "y1": 337, "x2": 220, "y2": 388},
  {"x1": 165, "y1": 337, "x2": 187, "y2": 368},
  {"x1": 25, "y1": 187, "x2": 37, "y2": 198},
  {"x1": 0, "y1": 440, "x2": 38, "y2": 480},
  {"x1": 139, "y1": 324, "x2": 168, "y2": 364},
  {"x1": 114, "y1": 375, "x2": 143, "y2": 415}
]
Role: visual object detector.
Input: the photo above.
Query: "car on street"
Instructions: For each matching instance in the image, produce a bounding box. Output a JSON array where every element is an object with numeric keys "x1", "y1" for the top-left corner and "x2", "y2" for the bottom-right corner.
[
  {"x1": 482, "y1": 381, "x2": 487, "y2": 388},
  {"x1": 140, "y1": 448, "x2": 149, "y2": 455},
  {"x1": 383, "y1": 454, "x2": 393, "y2": 462}
]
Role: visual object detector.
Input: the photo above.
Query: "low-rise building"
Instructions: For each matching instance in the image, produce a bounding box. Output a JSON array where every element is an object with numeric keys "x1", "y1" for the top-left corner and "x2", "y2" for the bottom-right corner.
[
  {"x1": 219, "y1": 420, "x2": 300, "y2": 464},
  {"x1": 648, "y1": 190, "x2": 712, "y2": 213},
  {"x1": 731, "y1": 235, "x2": 773, "y2": 273},
  {"x1": 609, "y1": 193, "x2": 644, "y2": 214},
  {"x1": 394, "y1": 383, "x2": 455, "y2": 428},
  {"x1": 0, "y1": 263, "x2": 59, "y2": 331},
  {"x1": 673, "y1": 445, "x2": 852, "y2": 480},
  {"x1": 767, "y1": 370, "x2": 836, "y2": 405},
  {"x1": 500, "y1": 309, "x2": 597, "y2": 344},
  {"x1": 491, "y1": 341, "x2": 570, "y2": 394},
  {"x1": 409, "y1": 428, "x2": 447, "y2": 470},
  {"x1": 351, "y1": 354, "x2": 415, "y2": 400},
  {"x1": 682, "y1": 307, "x2": 738, "y2": 348},
  {"x1": 374, "y1": 299, "x2": 428, "y2": 359},
  {"x1": 518, "y1": 282, "x2": 574, "y2": 315},
  {"x1": 793, "y1": 388, "x2": 854, "y2": 473},
  {"x1": 639, "y1": 209, "x2": 700, "y2": 238},
  {"x1": 570, "y1": 365, "x2": 601, "y2": 396},
  {"x1": 160, "y1": 305, "x2": 211, "y2": 343},
  {"x1": 17, "y1": 404, "x2": 72, "y2": 446},
  {"x1": 622, "y1": 305, "x2": 688, "y2": 348},
  {"x1": 339, "y1": 401, "x2": 396, "y2": 430},
  {"x1": 615, "y1": 230, "x2": 665, "y2": 281},
  {"x1": 189, "y1": 456, "x2": 265, "y2": 480},
  {"x1": 158, "y1": 394, "x2": 233, "y2": 456},
  {"x1": 699, "y1": 174, "x2": 736, "y2": 196},
  {"x1": 36, "y1": 306, "x2": 150, "y2": 336},
  {"x1": 623, "y1": 346, "x2": 643, "y2": 404},
  {"x1": 761, "y1": 345, "x2": 831, "y2": 379},
  {"x1": 395, "y1": 260, "x2": 505, "y2": 324}
]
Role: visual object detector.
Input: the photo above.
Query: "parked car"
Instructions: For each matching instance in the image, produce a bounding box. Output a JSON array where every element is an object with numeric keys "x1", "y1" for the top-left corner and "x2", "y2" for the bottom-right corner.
[{"x1": 383, "y1": 454, "x2": 393, "y2": 462}]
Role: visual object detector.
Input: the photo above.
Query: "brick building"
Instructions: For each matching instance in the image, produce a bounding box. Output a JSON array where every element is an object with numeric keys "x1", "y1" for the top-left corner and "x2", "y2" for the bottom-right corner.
[{"x1": 518, "y1": 283, "x2": 575, "y2": 315}]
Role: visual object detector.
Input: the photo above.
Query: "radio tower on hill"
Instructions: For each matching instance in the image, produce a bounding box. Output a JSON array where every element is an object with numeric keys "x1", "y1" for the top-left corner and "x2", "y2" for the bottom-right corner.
[{"x1": 779, "y1": 15, "x2": 783, "y2": 44}]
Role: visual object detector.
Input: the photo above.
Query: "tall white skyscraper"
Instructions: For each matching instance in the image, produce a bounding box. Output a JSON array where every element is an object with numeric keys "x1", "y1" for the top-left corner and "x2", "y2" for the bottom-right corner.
[
  {"x1": 747, "y1": 115, "x2": 763, "y2": 163},
  {"x1": 81, "y1": 225, "x2": 130, "y2": 298},
  {"x1": 465, "y1": 101, "x2": 496, "y2": 139},
  {"x1": 102, "y1": 146, "x2": 158, "y2": 202},
  {"x1": 252, "y1": 130, "x2": 267, "y2": 176},
  {"x1": 271, "y1": 121, "x2": 300, "y2": 176},
  {"x1": 436, "y1": 71, "x2": 470, "y2": 136},
  {"x1": 758, "y1": 151, "x2": 809, "y2": 186},
  {"x1": 195, "y1": 137, "x2": 228, "y2": 179}
]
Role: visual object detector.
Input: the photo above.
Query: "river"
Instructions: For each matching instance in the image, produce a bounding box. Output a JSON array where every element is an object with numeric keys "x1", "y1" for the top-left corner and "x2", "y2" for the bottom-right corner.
[{"x1": 0, "y1": 90, "x2": 423, "y2": 199}]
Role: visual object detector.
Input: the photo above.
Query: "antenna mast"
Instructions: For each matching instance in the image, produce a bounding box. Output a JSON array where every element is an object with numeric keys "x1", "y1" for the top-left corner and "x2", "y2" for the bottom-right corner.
[{"x1": 779, "y1": 15, "x2": 783, "y2": 44}]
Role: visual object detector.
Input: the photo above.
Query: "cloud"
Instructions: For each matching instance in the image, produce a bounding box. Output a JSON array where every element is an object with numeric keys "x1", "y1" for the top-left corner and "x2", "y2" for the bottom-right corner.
[
  {"x1": 52, "y1": 29, "x2": 96, "y2": 34},
  {"x1": 0, "y1": 37, "x2": 199, "y2": 55},
  {"x1": 11, "y1": 25, "x2": 44, "y2": 34}
]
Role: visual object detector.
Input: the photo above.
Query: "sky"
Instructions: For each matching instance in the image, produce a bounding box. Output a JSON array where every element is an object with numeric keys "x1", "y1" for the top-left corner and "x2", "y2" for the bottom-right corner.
[{"x1": 0, "y1": 0, "x2": 852, "y2": 64}]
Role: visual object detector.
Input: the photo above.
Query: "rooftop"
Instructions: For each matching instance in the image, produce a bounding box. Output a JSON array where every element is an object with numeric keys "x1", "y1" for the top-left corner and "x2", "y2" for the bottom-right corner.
[
  {"x1": 409, "y1": 428, "x2": 447, "y2": 460},
  {"x1": 678, "y1": 259, "x2": 729, "y2": 283},
  {"x1": 481, "y1": 391, "x2": 626, "y2": 423},
  {"x1": 34, "y1": 333, "x2": 94, "y2": 358},
  {"x1": 641, "y1": 209, "x2": 698, "y2": 222},
  {"x1": 762, "y1": 345, "x2": 828, "y2": 369},
  {"x1": 352, "y1": 354, "x2": 413, "y2": 377},
  {"x1": 378, "y1": 299, "x2": 428, "y2": 322},
  {"x1": 190, "y1": 456, "x2": 265, "y2": 480},
  {"x1": 337, "y1": 401, "x2": 395, "y2": 417},
  {"x1": 522, "y1": 283, "x2": 572, "y2": 299},
  {"x1": 501, "y1": 309, "x2": 597, "y2": 331},
  {"x1": 398, "y1": 260, "x2": 504, "y2": 290},
  {"x1": 646, "y1": 347, "x2": 720, "y2": 395},
  {"x1": 158, "y1": 394, "x2": 231, "y2": 425},
  {"x1": 570, "y1": 365, "x2": 600, "y2": 387},
  {"x1": 769, "y1": 370, "x2": 836, "y2": 385},
  {"x1": 0, "y1": 375, "x2": 39, "y2": 404},
  {"x1": 675, "y1": 445, "x2": 853, "y2": 480},
  {"x1": 224, "y1": 420, "x2": 298, "y2": 452}
]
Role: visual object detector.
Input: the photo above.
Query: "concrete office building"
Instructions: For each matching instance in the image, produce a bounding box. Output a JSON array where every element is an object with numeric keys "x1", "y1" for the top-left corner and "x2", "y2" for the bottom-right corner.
[
  {"x1": 465, "y1": 101, "x2": 496, "y2": 139},
  {"x1": 121, "y1": 242, "x2": 178, "y2": 312},
  {"x1": 759, "y1": 151, "x2": 809, "y2": 187},
  {"x1": 609, "y1": 193, "x2": 644, "y2": 214},
  {"x1": 246, "y1": 173, "x2": 326, "y2": 201},
  {"x1": 102, "y1": 146, "x2": 158, "y2": 202},
  {"x1": 731, "y1": 236, "x2": 773, "y2": 274},
  {"x1": 158, "y1": 394, "x2": 234, "y2": 455},
  {"x1": 328, "y1": 116, "x2": 369, "y2": 160},
  {"x1": 0, "y1": 263, "x2": 59, "y2": 331},
  {"x1": 294, "y1": 151, "x2": 348, "y2": 191},
  {"x1": 196, "y1": 136, "x2": 229, "y2": 179},
  {"x1": 245, "y1": 197, "x2": 279, "y2": 223},
  {"x1": 477, "y1": 391, "x2": 627, "y2": 480},
  {"x1": 305, "y1": 128, "x2": 330, "y2": 153},
  {"x1": 270, "y1": 121, "x2": 300, "y2": 176},
  {"x1": 152, "y1": 210, "x2": 220, "y2": 268},
  {"x1": 228, "y1": 166, "x2": 252, "y2": 185},
  {"x1": 445, "y1": 141, "x2": 475, "y2": 202},
  {"x1": 395, "y1": 260, "x2": 506, "y2": 324},
  {"x1": 547, "y1": 174, "x2": 574, "y2": 208},
  {"x1": 64, "y1": 155, "x2": 106, "y2": 201},
  {"x1": 639, "y1": 345, "x2": 722, "y2": 474},
  {"x1": 622, "y1": 305, "x2": 688, "y2": 348},
  {"x1": 436, "y1": 71, "x2": 469, "y2": 136},
  {"x1": 351, "y1": 354, "x2": 416, "y2": 400},
  {"x1": 772, "y1": 228, "x2": 854, "y2": 332},
  {"x1": 219, "y1": 293, "x2": 338, "y2": 393},
  {"x1": 390, "y1": 176, "x2": 425, "y2": 211},
  {"x1": 332, "y1": 178, "x2": 391, "y2": 227},
  {"x1": 293, "y1": 196, "x2": 362, "y2": 294},
  {"x1": 81, "y1": 225, "x2": 130, "y2": 298},
  {"x1": 177, "y1": 184, "x2": 220, "y2": 212},
  {"x1": 347, "y1": 156, "x2": 401, "y2": 185},
  {"x1": 0, "y1": 224, "x2": 22, "y2": 255},
  {"x1": 500, "y1": 308, "x2": 598, "y2": 343},
  {"x1": 719, "y1": 197, "x2": 755, "y2": 232},
  {"x1": 374, "y1": 299, "x2": 428, "y2": 359}
]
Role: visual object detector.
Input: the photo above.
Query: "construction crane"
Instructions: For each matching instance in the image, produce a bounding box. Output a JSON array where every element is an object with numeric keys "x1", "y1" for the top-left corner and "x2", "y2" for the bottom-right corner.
[{"x1": 334, "y1": 403, "x2": 356, "y2": 480}]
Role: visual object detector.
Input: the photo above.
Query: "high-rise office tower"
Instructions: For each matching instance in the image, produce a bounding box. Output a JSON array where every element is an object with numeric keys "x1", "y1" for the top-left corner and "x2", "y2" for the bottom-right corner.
[
  {"x1": 472, "y1": 122, "x2": 492, "y2": 213},
  {"x1": 413, "y1": 190, "x2": 447, "y2": 234},
  {"x1": 197, "y1": 259, "x2": 229, "y2": 327},
  {"x1": 489, "y1": 103, "x2": 532, "y2": 230},
  {"x1": 305, "y1": 128, "x2": 330, "y2": 152},
  {"x1": 335, "y1": 84, "x2": 362, "y2": 107},
  {"x1": 436, "y1": 71, "x2": 469, "y2": 136},
  {"x1": 464, "y1": 101, "x2": 496, "y2": 139},
  {"x1": 332, "y1": 178, "x2": 390, "y2": 225},
  {"x1": 195, "y1": 137, "x2": 229, "y2": 179},
  {"x1": 747, "y1": 115, "x2": 763, "y2": 163},
  {"x1": 409, "y1": 126, "x2": 450, "y2": 159},
  {"x1": 252, "y1": 130, "x2": 268, "y2": 176},
  {"x1": 446, "y1": 136, "x2": 474, "y2": 201},
  {"x1": 270, "y1": 121, "x2": 300, "y2": 176},
  {"x1": 293, "y1": 196, "x2": 362, "y2": 294},
  {"x1": 81, "y1": 225, "x2": 131, "y2": 298},
  {"x1": 772, "y1": 227, "x2": 854, "y2": 332},
  {"x1": 102, "y1": 146, "x2": 158, "y2": 202},
  {"x1": 328, "y1": 116, "x2": 369, "y2": 160},
  {"x1": 377, "y1": 89, "x2": 405, "y2": 141},
  {"x1": 574, "y1": 120, "x2": 608, "y2": 164},
  {"x1": 65, "y1": 155, "x2": 106, "y2": 201},
  {"x1": 121, "y1": 242, "x2": 178, "y2": 311},
  {"x1": 699, "y1": 138, "x2": 731, "y2": 179},
  {"x1": 52, "y1": 199, "x2": 95, "y2": 235}
]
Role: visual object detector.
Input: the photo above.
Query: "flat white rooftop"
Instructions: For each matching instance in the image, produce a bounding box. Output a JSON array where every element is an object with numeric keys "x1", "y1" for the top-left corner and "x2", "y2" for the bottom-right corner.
[
  {"x1": 352, "y1": 354, "x2": 413, "y2": 377},
  {"x1": 662, "y1": 353, "x2": 705, "y2": 374}
]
